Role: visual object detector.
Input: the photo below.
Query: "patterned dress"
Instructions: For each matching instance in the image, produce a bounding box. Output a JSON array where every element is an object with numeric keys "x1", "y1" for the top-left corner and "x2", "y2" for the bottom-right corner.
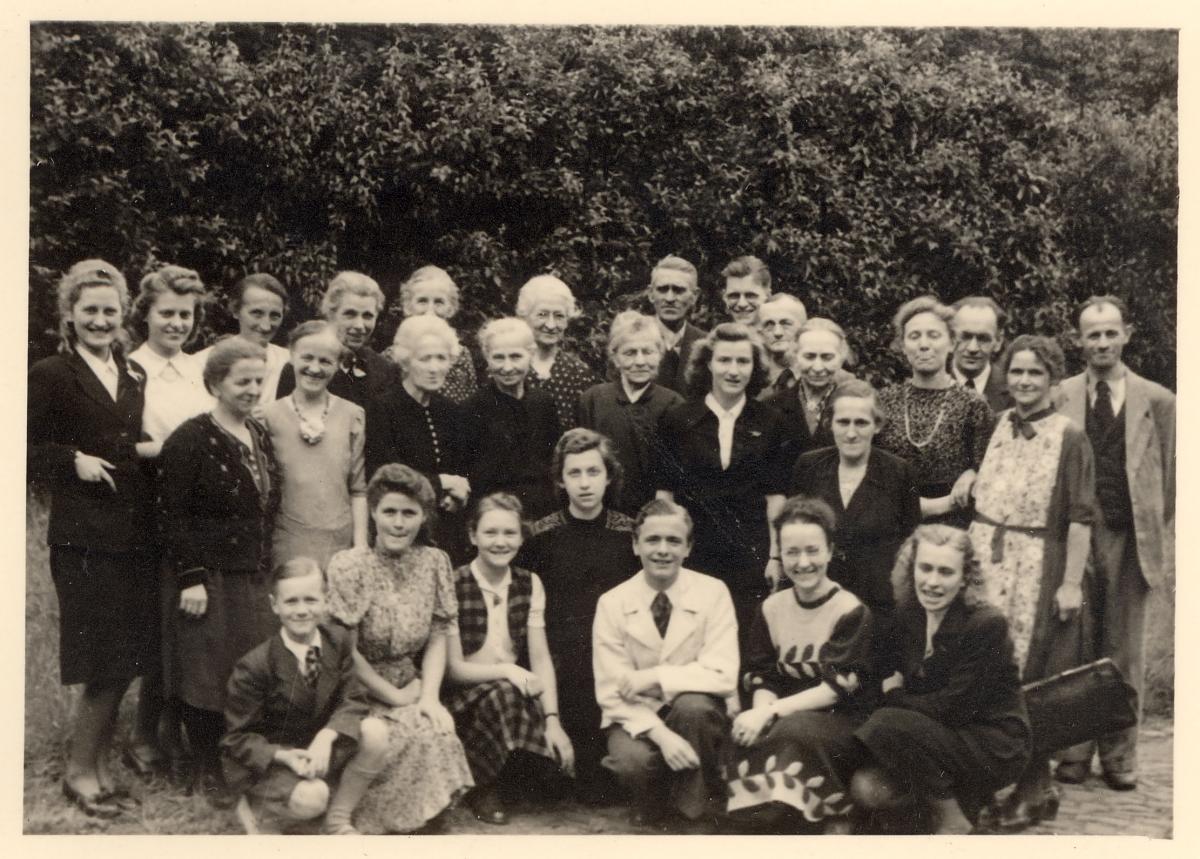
[
  {"x1": 527, "y1": 349, "x2": 601, "y2": 436},
  {"x1": 968, "y1": 409, "x2": 1097, "y2": 682},
  {"x1": 326, "y1": 544, "x2": 473, "y2": 832},
  {"x1": 724, "y1": 586, "x2": 874, "y2": 823},
  {"x1": 441, "y1": 345, "x2": 480, "y2": 405},
  {"x1": 876, "y1": 382, "x2": 993, "y2": 526}
]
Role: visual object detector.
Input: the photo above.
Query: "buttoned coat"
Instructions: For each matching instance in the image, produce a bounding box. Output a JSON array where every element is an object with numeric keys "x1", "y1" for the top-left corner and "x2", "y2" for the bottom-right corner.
[
  {"x1": 1057, "y1": 369, "x2": 1174, "y2": 588},
  {"x1": 593, "y1": 568, "x2": 738, "y2": 737}
]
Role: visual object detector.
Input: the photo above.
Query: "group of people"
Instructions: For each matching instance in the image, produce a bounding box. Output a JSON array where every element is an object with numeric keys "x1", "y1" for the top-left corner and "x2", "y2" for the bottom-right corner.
[{"x1": 28, "y1": 252, "x2": 1173, "y2": 835}]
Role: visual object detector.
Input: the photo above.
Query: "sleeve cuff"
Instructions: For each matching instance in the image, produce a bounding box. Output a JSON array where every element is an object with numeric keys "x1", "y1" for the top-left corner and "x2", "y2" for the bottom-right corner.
[{"x1": 177, "y1": 567, "x2": 209, "y2": 589}]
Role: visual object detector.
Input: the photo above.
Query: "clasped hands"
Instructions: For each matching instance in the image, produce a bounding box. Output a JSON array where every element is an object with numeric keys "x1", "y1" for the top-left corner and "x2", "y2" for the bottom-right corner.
[
  {"x1": 275, "y1": 731, "x2": 336, "y2": 779},
  {"x1": 616, "y1": 668, "x2": 660, "y2": 703}
]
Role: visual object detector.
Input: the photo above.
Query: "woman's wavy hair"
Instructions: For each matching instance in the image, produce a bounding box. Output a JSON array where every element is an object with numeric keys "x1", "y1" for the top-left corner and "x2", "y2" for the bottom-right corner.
[
  {"x1": 128, "y1": 265, "x2": 209, "y2": 348},
  {"x1": 552, "y1": 427, "x2": 624, "y2": 508},
  {"x1": 366, "y1": 463, "x2": 438, "y2": 547},
  {"x1": 201, "y1": 335, "x2": 267, "y2": 395},
  {"x1": 684, "y1": 322, "x2": 770, "y2": 401},
  {"x1": 890, "y1": 295, "x2": 955, "y2": 354},
  {"x1": 890, "y1": 524, "x2": 988, "y2": 613},
  {"x1": 998, "y1": 334, "x2": 1067, "y2": 384},
  {"x1": 56, "y1": 259, "x2": 131, "y2": 355}
]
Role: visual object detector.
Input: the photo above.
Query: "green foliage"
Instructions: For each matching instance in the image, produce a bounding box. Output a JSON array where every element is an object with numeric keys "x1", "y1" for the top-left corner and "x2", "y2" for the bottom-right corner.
[{"x1": 30, "y1": 24, "x2": 1176, "y2": 388}]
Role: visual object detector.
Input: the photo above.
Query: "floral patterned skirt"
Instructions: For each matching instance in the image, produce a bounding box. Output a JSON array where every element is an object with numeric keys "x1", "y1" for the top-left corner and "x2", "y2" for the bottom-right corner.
[
  {"x1": 724, "y1": 710, "x2": 864, "y2": 823},
  {"x1": 969, "y1": 523, "x2": 1044, "y2": 673}
]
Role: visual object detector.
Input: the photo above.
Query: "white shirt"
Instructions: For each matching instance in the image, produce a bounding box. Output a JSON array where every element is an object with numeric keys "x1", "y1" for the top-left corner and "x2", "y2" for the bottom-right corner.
[
  {"x1": 77, "y1": 347, "x2": 120, "y2": 401},
  {"x1": 1086, "y1": 367, "x2": 1127, "y2": 416},
  {"x1": 951, "y1": 361, "x2": 992, "y2": 394},
  {"x1": 704, "y1": 392, "x2": 747, "y2": 470},
  {"x1": 280, "y1": 628, "x2": 323, "y2": 676},
  {"x1": 128, "y1": 344, "x2": 214, "y2": 441},
  {"x1": 459, "y1": 561, "x2": 546, "y2": 666}
]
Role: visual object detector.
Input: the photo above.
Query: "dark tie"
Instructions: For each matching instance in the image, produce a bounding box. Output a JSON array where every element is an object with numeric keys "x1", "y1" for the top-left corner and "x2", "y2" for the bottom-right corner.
[
  {"x1": 305, "y1": 645, "x2": 321, "y2": 688},
  {"x1": 651, "y1": 592, "x2": 672, "y2": 638},
  {"x1": 1094, "y1": 380, "x2": 1114, "y2": 425},
  {"x1": 963, "y1": 376, "x2": 976, "y2": 390}
]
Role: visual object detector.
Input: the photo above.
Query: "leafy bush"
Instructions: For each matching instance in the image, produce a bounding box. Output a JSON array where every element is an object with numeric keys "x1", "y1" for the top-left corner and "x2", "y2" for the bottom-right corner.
[{"x1": 30, "y1": 24, "x2": 1176, "y2": 389}]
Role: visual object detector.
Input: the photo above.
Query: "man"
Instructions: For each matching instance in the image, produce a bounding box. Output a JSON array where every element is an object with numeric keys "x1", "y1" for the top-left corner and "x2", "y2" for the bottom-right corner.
[
  {"x1": 646, "y1": 255, "x2": 707, "y2": 394},
  {"x1": 593, "y1": 499, "x2": 737, "y2": 830},
  {"x1": 1054, "y1": 296, "x2": 1174, "y2": 792},
  {"x1": 755, "y1": 292, "x2": 807, "y2": 398},
  {"x1": 721, "y1": 255, "x2": 772, "y2": 326},
  {"x1": 949, "y1": 296, "x2": 1012, "y2": 412}
]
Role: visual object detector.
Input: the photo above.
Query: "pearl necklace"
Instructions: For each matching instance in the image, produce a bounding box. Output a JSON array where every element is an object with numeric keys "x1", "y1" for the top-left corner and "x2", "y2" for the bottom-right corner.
[{"x1": 902, "y1": 384, "x2": 949, "y2": 450}]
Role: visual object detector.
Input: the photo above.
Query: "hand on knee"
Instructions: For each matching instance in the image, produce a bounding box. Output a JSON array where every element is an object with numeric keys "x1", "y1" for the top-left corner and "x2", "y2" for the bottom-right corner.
[
  {"x1": 287, "y1": 778, "x2": 330, "y2": 819},
  {"x1": 354, "y1": 717, "x2": 389, "y2": 769},
  {"x1": 850, "y1": 766, "x2": 907, "y2": 810}
]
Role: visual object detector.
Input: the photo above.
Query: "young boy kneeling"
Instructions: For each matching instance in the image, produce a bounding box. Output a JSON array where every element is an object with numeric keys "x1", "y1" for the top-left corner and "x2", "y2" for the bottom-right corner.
[{"x1": 221, "y1": 558, "x2": 388, "y2": 834}]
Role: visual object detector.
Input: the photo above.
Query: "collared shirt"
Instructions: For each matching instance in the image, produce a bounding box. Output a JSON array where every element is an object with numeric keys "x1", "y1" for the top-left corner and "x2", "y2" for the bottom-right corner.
[
  {"x1": 77, "y1": 347, "x2": 120, "y2": 401},
  {"x1": 658, "y1": 318, "x2": 686, "y2": 353},
  {"x1": 462, "y1": 560, "x2": 546, "y2": 666},
  {"x1": 704, "y1": 393, "x2": 747, "y2": 470},
  {"x1": 1086, "y1": 367, "x2": 1127, "y2": 416},
  {"x1": 632, "y1": 569, "x2": 687, "y2": 646},
  {"x1": 280, "y1": 628, "x2": 323, "y2": 675},
  {"x1": 952, "y1": 361, "x2": 992, "y2": 394},
  {"x1": 128, "y1": 344, "x2": 214, "y2": 441}
]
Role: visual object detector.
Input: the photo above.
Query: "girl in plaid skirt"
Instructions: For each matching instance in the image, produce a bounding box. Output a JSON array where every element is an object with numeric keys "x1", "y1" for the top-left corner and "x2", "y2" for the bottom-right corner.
[{"x1": 445, "y1": 493, "x2": 575, "y2": 825}]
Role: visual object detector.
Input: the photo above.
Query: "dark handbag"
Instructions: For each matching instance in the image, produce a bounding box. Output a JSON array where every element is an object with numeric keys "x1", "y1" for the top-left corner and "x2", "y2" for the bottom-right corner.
[{"x1": 1021, "y1": 658, "x2": 1138, "y2": 755}]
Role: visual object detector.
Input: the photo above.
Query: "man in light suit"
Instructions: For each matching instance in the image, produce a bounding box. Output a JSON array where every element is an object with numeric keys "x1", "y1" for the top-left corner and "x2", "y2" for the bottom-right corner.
[
  {"x1": 593, "y1": 498, "x2": 738, "y2": 829},
  {"x1": 949, "y1": 296, "x2": 1013, "y2": 413},
  {"x1": 1054, "y1": 296, "x2": 1174, "y2": 792},
  {"x1": 646, "y1": 255, "x2": 707, "y2": 395}
]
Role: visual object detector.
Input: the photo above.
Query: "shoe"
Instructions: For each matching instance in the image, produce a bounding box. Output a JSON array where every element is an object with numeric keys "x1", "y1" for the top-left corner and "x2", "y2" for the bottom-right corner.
[
  {"x1": 467, "y1": 785, "x2": 508, "y2": 825},
  {"x1": 122, "y1": 745, "x2": 164, "y2": 778},
  {"x1": 62, "y1": 780, "x2": 123, "y2": 819},
  {"x1": 996, "y1": 786, "x2": 1060, "y2": 831},
  {"x1": 1102, "y1": 771, "x2": 1137, "y2": 791},
  {"x1": 99, "y1": 785, "x2": 141, "y2": 812},
  {"x1": 1054, "y1": 761, "x2": 1089, "y2": 785}
]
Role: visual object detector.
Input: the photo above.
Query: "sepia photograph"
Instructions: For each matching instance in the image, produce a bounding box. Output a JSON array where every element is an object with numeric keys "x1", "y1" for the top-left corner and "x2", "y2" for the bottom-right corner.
[{"x1": 22, "y1": 11, "x2": 1177, "y2": 839}]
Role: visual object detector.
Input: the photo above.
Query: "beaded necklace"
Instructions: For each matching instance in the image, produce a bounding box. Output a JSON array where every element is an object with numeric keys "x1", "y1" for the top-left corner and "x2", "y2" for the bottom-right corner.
[
  {"x1": 902, "y1": 384, "x2": 949, "y2": 450},
  {"x1": 290, "y1": 392, "x2": 332, "y2": 445}
]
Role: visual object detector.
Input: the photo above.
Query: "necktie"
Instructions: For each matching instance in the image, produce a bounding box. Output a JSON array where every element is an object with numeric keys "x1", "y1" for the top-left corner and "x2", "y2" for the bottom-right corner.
[
  {"x1": 651, "y1": 592, "x2": 672, "y2": 638},
  {"x1": 1094, "y1": 380, "x2": 1114, "y2": 425},
  {"x1": 305, "y1": 645, "x2": 321, "y2": 688},
  {"x1": 963, "y1": 376, "x2": 976, "y2": 391}
]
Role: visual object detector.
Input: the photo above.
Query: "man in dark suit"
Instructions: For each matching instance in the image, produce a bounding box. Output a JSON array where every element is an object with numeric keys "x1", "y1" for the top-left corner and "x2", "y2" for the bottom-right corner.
[
  {"x1": 1054, "y1": 296, "x2": 1174, "y2": 792},
  {"x1": 949, "y1": 296, "x2": 1012, "y2": 413},
  {"x1": 646, "y1": 255, "x2": 706, "y2": 395}
]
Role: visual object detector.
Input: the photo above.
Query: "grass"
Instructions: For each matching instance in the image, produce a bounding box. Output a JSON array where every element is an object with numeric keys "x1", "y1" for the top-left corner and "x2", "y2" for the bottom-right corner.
[{"x1": 23, "y1": 489, "x2": 1175, "y2": 833}]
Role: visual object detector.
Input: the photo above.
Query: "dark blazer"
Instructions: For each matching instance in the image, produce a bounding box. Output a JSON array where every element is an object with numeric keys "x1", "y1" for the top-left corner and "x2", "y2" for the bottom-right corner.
[
  {"x1": 979, "y1": 365, "x2": 1014, "y2": 414},
  {"x1": 655, "y1": 397, "x2": 790, "y2": 581},
  {"x1": 461, "y1": 383, "x2": 560, "y2": 521},
  {"x1": 157, "y1": 412, "x2": 280, "y2": 588},
  {"x1": 27, "y1": 350, "x2": 153, "y2": 553},
  {"x1": 789, "y1": 446, "x2": 921, "y2": 613},
  {"x1": 884, "y1": 599, "x2": 1028, "y2": 733},
  {"x1": 277, "y1": 344, "x2": 400, "y2": 481},
  {"x1": 763, "y1": 370, "x2": 856, "y2": 467},
  {"x1": 221, "y1": 623, "x2": 370, "y2": 793},
  {"x1": 656, "y1": 321, "x2": 707, "y2": 395}
]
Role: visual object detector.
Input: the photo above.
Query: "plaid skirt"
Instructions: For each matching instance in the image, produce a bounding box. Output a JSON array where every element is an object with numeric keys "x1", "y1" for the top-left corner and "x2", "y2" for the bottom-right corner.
[{"x1": 446, "y1": 679, "x2": 554, "y2": 784}]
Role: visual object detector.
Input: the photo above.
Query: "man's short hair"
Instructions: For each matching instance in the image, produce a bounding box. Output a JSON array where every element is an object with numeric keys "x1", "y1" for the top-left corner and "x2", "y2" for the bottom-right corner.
[
  {"x1": 720, "y1": 255, "x2": 771, "y2": 291},
  {"x1": 951, "y1": 295, "x2": 1007, "y2": 332}
]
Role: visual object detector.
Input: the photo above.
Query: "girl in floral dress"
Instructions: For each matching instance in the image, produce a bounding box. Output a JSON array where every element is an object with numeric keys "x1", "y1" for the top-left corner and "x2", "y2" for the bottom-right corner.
[{"x1": 326, "y1": 464, "x2": 473, "y2": 833}]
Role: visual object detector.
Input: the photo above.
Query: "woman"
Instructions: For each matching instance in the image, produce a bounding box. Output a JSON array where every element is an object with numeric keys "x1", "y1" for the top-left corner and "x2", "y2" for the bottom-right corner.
[
  {"x1": 755, "y1": 293, "x2": 807, "y2": 398},
  {"x1": 396, "y1": 265, "x2": 479, "y2": 404},
  {"x1": 124, "y1": 265, "x2": 213, "y2": 780},
  {"x1": 875, "y1": 297, "x2": 993, "y2": 526},
  {"x1": 157, "y1": 336, "x2": 280, "y2": 805},
  {"x1": 655, "y1": 322, "x2": 790, "y2": 645},
  {"x1": 517, "y1": 274, "x2": 601, "y2": 435},
  {"x1": 277, "y1": 271, "x2": 400, "y2": 479},
  {"x1": 851, "y1": 526, "x2": 1031, "y2": 834},
  {"x1": 326, "y1": 464, "x2": 473, "y2": 833},
  {"x1": 724, "y1": 497, "x2": 874, "y2": 834},
  {"x1": 28, "y1": 260, "x2": 157, "y2": 817},
  {"x1": 195, "y1": 273, "x2": 290, "y2": 404},
  {"x1": 765, "y1": 318, "x2": 855, "y2": 459},
  {"x1": 789, "y1": 379, "x2": 921, "y2": 662},
  {"x1": 462, "y1": 318, "x2": 560, "y2": 521},
  {"x1": 446, "y1": 493, "x2": 575, "y2": 825},
  {"x1": 967, "y1": 335, "x2": 1096, "y2": 829},
  {"x1": 516, "y1": 428, "x2": 641, "y2": 801},
  {"x1": 380, "y1": 314, "x2": 472, "y2": 564},
  {"x1": 576, "y1": 311, "x2": 685, "y2": 515},
  {"x1": 263, "y1": 320, "x2": 367, "y2": 570}
]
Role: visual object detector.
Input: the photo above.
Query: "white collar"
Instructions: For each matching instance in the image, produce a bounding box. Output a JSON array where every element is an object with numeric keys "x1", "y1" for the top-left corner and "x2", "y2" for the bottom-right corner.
[
  {"x1": 129, "y1": 343, "x2": 188, "y2": 377},
  {"x1": 635, "y1": 568, "x2": 687, "y2": 607},
  {"x1": 77, "y1": 346, "x2": 118, "y2": 376},
  {"x1": 279, "y1": 628, "x2": 322, "y2": 665},
  {"x1": 704, "y1": 392, "x2": 747, "y2": 421},
  {"x1": 621, "y1": 377, "x2": 651, "y2": 403},
  {"x1": 470, "y1": 559, "x2": 511, "y2": 595},
  {"x1": 951, "y1": 361, "x2": 991, "y2": 391}
]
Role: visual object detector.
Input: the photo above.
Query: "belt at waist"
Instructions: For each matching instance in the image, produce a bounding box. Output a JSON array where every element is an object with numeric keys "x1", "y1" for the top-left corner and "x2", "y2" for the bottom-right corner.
[{"x1": 973, "y1": 510, "x2": 1049, "y2": 564}]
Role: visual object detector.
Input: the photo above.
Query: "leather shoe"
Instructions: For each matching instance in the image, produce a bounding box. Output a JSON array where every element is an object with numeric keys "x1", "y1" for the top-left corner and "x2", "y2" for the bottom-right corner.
[
  {"x1": 122, "y1": 745, "x2": 163, "y2": 778},
  {"x1": 1102, "y1": 771, "x2": 1137, "y2": 791},
  {"x1": 996, "y1": 786, "x2": 1060, "y2": 832},
  {"x1": 467, "y1": 785, "x2": 508, "y2": 825},
  {"x1": 62, "y1": 780, "x2": 123, "y2": 819},
  {"x1": 1054, "y1": 761, "x2": 1089, "y2": 784},
  {"x1": 100, "y1": 785, "x2": 141, "y2": 812}
]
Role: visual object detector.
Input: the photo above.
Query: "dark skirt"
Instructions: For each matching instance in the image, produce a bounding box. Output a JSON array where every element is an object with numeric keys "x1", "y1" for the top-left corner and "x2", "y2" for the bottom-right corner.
[
  {"x1": 165, "y1": 567, "x2": 276, "y2": 712},
  {"x1": 724, "y1": 710, "x2": 864, "y2": 823},
  {"x1": 49, "y1": 546, "x2": 157, "y2": 686},
  {"x1": 445, "y1": 678, "x2": 553, "y2": 785},
  {"x1": 855, "y1": 707, "x2": 1031, "y2": 807}
]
